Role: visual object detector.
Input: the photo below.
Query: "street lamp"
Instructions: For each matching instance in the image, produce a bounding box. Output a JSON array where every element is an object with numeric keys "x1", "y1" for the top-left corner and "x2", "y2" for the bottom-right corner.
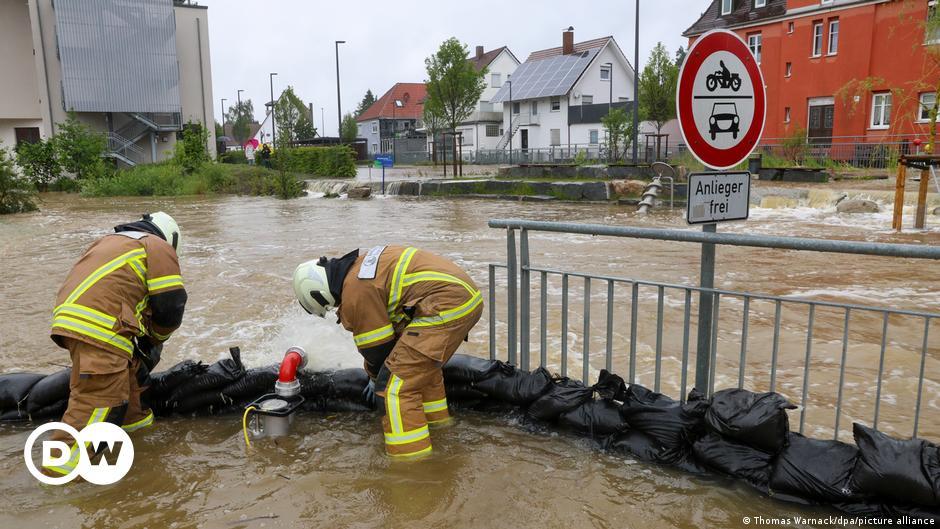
[
  {"x1": 335, "y1": 40, "x2": 346, "y2": 140},
  {"x1": 603, "y1": 62, "x2": 613, "y2": 112},
  {"x1": 220, "y1": 97, "x2": 227, "y2": 131},
  {"x1": 269, "y1": 73, "x2": 278, "y2": 147},
  {"x1": 507, "y1": 78, "x2": 513, "y2": 165},
  {"x1": 632, "y1": 0, "x2": 640, "y2": 164},
  {"x1": 392, "y1": 99, "x2": 403, "y2": 162},
  {"x1": 237, "y1": 89, "x2": 244, "y2": 108}
]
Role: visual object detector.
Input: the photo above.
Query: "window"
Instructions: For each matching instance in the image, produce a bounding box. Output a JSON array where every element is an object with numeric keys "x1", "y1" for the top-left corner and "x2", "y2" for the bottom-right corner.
[
  {"x1": 919, "y1": 92, "x2": 938, "y2": 122},
  {"x1": 371, "y1": 122, "x2": 378, "y2": 134},
  {"x1": 755, "y1": 0, "x2": 766, "y2": 7},
  {"x1": 928, "y1": 1, "x2": 940, "y2": 43},
  {"x1": 721, "y1": 0, "x2": 733, "y2": 16},
  {"x1": 550, "y1": 98, "x2": 561, "y2": 111},
  {"x1": 491, "y1": 73, "x2": 502, "y2": 88},
  {"x1": 788, "y1": 21, "x2": 795, "y2": 34},
  {"x1": 785, "y1": 62, "x2": 792, "y2": 77},
  {"x1": 582, "y1": 95, "x2": 594, "y2": 105},
  {"x1": 784, "y1": 107, "x2": 791, "y2": 123},
  {"x1": 812, "y1": 22, "x2": 823, "y2": 56},
  {"x1": 531, "y1": 101, "x2": 539, "y2": 115},
  {"x1": 600, "y1": 66, "x2": 611, "y2": 81},
  {"x1": 512, "y1": 102, "x2": 520, "y2": 114},
  {"x1": 747, "y1": 33, "x2": 762, "y2": 63},
  {"x1": 589, "y1": 129, "x2": 599, "y2": 144},
  {"x1": 828, "y1": 20, "x2": 839, "y2": 55},
  {"x1": 870, "y1": 92, "x2": 892, "y2": 129},
  {"x1": 486, "y1": 124, "x2": 500, "y2": 137},
  {"x1": 550, "y1": 129, "x2": 561, "y2": 146}
]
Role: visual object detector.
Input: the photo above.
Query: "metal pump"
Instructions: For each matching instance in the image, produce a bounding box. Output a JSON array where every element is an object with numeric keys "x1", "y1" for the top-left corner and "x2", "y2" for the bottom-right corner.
[{"x1": 243, "y1": 347, "x2": 307, "y2": 443}]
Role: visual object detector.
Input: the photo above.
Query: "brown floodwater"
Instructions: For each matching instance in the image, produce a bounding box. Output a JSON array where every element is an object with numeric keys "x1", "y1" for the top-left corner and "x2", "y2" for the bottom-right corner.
[{"x1": 0, "y1": 191, "x2": 937, "y2": 528}]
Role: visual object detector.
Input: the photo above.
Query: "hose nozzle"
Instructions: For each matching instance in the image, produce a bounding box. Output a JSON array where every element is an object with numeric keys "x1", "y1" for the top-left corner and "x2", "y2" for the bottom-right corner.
[{"x1": 274, "y1": 346, "x2": 307, "y2": 398}]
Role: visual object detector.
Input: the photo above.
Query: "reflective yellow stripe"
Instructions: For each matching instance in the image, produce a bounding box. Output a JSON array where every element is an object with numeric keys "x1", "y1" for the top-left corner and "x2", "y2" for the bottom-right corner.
[
  {"x1": 387, "y1": 247, "x2": 417, "y2": 318},
  {"x1": 386, "y1": 374, "x2": 405, "y2": 435},
  {"x1": 128, "y1": 257, "x2": 147, "y2": 285},
  {"x1": 151, "y1": 329, "x2": 171, "y2": 341},
  {"x1": 53, "y1": 303, "x2": 117, "y2": 328},
  {"x1": 402, "y1": 271, "x2": 475, "y2": 294},
  {"x1": 88, "y1": 407, "x2": 110, "y2": 424},
  {"x1": 134, "y1": 295, "x2": 149, "y2": 337},
  {"x1": 409, "y1": 291, "x2": 483, "y2": 328},
  {"x1": 147, "y1": 275, "x2": 183, "y2": 293},
  {"x1": 45, "y1": 407, "x2": 112, "y2": 474},
  {"x1": 389, "y1": 445, "x2": 433, "y2": 458},
  {"x1": 422, "y1": 398, "x2": 448, "y2": 413},
  {"x1": 52, "y1": 315, "x2": 134, "y2": 355},
  {"x1": 354, "y1": 324, "x2": 394, "y2": 347},
  {"x1": 65, "y1": 248, "x2": 146, "y2": 304},
  {"x1": 122, "y1": 411, "x2": 154, "y2": 432},
  {"x1": 384, "y1": 425, "x2": 430, "y2": 445}
]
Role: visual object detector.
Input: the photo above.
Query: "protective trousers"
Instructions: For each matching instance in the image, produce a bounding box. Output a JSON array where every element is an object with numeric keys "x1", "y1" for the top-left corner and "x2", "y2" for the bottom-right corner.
[
  {"x1": 44, "y1": 338, "x2": 153, "y2": 476},
  {"x1": 377, "y1": 305, "x2": 482, "y2": 457}
]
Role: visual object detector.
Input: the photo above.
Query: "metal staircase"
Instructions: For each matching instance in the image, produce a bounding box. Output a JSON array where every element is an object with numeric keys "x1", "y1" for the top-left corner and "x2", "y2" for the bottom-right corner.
[
  {"x1": 495, "y1": 113, "x2": 529, "y2": 150},
  {"x1": 104, "y1": 112, "x2": 181, "y2": 167}
]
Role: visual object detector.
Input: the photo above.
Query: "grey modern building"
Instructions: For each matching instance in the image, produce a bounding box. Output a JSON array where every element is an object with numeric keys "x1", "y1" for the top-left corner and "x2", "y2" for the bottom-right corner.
[{"x1": 0, "y1": 0, "x2": 216, "y2": 166}]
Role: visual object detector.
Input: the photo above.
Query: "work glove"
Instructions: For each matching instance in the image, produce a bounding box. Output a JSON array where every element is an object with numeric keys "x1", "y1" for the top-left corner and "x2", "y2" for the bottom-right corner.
[
  {"x1": 135, "y1": 336, "x2": 164, "y2": 373},
  {"x1": 362, "y1": 380, "x2": 376, "y2": 408}
]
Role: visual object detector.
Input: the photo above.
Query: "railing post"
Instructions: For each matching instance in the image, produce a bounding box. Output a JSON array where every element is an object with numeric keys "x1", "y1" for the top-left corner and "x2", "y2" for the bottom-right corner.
[
  {"x1": 520, "y1": 229, "x2": 531, "y2": 371},
  {"x1": 506, "y1": 228, "x2": 517, "y2": 365},
  {"x1": 695, "y1": 223, "x2": 717, "y2": 394}
]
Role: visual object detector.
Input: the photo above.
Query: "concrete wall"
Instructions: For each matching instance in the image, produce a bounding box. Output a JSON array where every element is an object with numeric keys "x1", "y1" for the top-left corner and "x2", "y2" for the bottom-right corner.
[
  {"x1": 174, "y1": 4, "x2": 217, "y2": 158},
  {"x1": 0, "y1": 0, "x2": 45, "y2": 148}
]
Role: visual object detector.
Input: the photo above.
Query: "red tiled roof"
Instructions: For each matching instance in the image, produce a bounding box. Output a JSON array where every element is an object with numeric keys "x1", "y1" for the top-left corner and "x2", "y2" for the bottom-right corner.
[
  {"x1": 527, "y1": 36, "x2": 611, "y2": 62},
  {"x1": 469, "y1": 46, "x2": 509, "y2": 71},
  {"x1": 356, "y1": 83, "x2": 427, "y2": 122}
]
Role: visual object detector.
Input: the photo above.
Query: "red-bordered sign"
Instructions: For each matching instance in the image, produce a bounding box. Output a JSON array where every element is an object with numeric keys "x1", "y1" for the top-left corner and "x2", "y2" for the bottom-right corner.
[{"x1": 677, "y1": 29, "x2": 766, "y2": 171}]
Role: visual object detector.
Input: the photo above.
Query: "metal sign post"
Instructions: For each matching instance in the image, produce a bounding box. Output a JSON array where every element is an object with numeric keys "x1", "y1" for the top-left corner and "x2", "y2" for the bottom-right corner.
[{"x1": 676, "y1": 30, "x2": 766, "y2": 394}]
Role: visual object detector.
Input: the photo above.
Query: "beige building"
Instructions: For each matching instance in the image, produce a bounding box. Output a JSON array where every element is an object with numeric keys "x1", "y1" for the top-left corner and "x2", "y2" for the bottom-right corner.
[{"x1": 0, "y1": 0, "x2": 216, "y2": 166}]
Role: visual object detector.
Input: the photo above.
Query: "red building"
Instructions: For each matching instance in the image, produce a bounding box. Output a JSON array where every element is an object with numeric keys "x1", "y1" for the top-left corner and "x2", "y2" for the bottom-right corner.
[{"x1": 685, "y1": 0, "x2": 940, "y2": 152}]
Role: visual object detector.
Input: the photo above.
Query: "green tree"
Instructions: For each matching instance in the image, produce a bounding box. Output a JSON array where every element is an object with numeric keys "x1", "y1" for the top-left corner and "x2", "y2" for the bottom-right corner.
[
  {"x1": 355, "y1": 89, "x2": 377, "y2": 117},
  {"x1": 173, "y1": 122, "x2": 210, "y2": 174},
  {"x1": 639, "y1": 42, "x2": 679, "y2": 134},
  {"x1": 274, "y1": 86, "x2": 316, "y2": 147},
  {"x1": 340, "y1": 113, "x2": 358, "y2": 142},
  {"x1": 15, "y1": 138, "x2": 61, "y2": 191},
  {"x1": 0, "y1": 146, "x2": 38, "y2": 214},
  {"x1": 55, "y1": 113, "x2": 108, "y2": 179},
  {"x1": 226, "y1": 100, "x2": 255, "y2": 145},
  {"x1": 424, "y1": 37, "x2": 487, "y2": 172},
  {"x1": 675, "y1": 46, "x2": 687, "y2": 69},
  {"x1": 423, "y1": 105, "x2": 446, "y2": 163},
  {"x1": 215, "y1": 120, "x2": 224, "y2": 139},
  {"x1": 601, "y1": 107, "x2": 635, "y2": 163}
]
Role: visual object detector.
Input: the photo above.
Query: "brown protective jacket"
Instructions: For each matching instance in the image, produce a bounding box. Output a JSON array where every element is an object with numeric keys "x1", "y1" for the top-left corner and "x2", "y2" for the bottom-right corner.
[
  {"x1": 337, "y1": 245, "x2": 481, "y2": 358},
  {"x1": 51, "y1": 232, "x2": 185, "y2": 359}
]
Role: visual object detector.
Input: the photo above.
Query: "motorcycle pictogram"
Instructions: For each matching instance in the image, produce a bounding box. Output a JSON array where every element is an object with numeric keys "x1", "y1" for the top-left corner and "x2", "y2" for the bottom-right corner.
[{"x1": 705, "y1": 60, "x2": 742, "y2": 92}]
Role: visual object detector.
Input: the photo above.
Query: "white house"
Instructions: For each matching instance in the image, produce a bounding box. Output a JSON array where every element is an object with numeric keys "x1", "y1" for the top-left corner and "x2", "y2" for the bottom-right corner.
[
  {"x1": 490, "y1": 28, "x2": 635, "y2": 156},
  {"x1": 455, "y1": 46, "x2": 520, "y2": 152}
]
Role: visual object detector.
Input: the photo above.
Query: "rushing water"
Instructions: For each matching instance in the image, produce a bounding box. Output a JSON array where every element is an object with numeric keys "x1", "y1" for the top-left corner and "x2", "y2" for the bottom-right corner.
[{"x1": 0, "y1": 191, "x2": 938, "y2": 528}]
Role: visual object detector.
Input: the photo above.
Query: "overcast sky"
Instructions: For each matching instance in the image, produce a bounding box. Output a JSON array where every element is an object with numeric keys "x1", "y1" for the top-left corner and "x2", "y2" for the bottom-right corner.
[{"x1": 199, "y1": 0, "x2": 707, "y2": 136}]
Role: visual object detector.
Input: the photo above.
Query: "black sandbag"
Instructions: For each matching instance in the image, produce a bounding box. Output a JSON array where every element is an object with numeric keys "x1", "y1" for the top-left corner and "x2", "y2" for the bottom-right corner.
[
  {"x1": 474, "y1": 363, "x2": 553, "y2": 404},
  {"x1": 593, "y1": 369, "x2": 627, "y2": 401},
  {"x1": 604, "y1": 430, "x2": 663, "y2": 462},
  {"x1": 168, "y1": 350, "x2": 245, "y2": 405},
  {"x1": 26, "y1": 369, "x2": 71, "y2": 414},
  {"x1": 171, "y1": 391, "x2": 233, "y2": 415},
  {"x1": 527, "y1": 377, "x2": 594, "y2": 422},
  {"x1": 221, "y1": 365, "x2": 279, "y2": 400},
  {"x1": 619, "y1": 384, "x2": 706, "y2": 451},
  {"x1": 302, "y1": 398, "x2": 372, "y2": 413},
  {"x1": 0, "y1": 408, "x2": 28, "y2": 422},
  {"x1": 693, "y1": 432, "x2": 773, "y2": 487},
  {"x1": 0, "y1": 373, "x2": 45, "y2": 410},
  {"x1": 444, "y1": 382, "x2": 490, "y2": 402},
  {"x1": 147, "y1": 360, "x2": 208, "y2": 399},
  {"x1": 769, "y1": 432, "x2": 859, "y2": 503},
  {"x1": 443, "y1": 354, "x2": 498, "y2": 384},
  {"x1": 882, "y1": 503, "x2": 940, "y2": 523},
  {"x1": 557, "y1": 399, "x2": 626, "y2": 437},
  {"x1": 331, "y1": 368, "x2": 370, "y2": 400},
  {"x1": 299, "y1": 371, "x2": 334, "y2": 397},
  {"x1": 849, "y1": 422, "x2": 938, "y2": 506},
  {"x1": 705, "y1": 388, "x2": 796, "y2": 454},
  {"x1": 30, "y1": 399, "x2": 68, "y2": 420}
]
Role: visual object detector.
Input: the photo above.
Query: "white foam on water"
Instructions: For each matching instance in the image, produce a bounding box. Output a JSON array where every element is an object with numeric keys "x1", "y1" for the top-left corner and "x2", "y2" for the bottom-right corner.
[{"x1": 237, "y1": 307, "x2": 362, "y2": 370}]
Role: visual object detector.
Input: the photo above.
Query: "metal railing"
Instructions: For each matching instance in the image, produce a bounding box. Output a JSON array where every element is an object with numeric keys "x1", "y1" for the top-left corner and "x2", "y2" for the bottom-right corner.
[{"x1": 487, "y1": 219, "x2": 940, "y2": 441}]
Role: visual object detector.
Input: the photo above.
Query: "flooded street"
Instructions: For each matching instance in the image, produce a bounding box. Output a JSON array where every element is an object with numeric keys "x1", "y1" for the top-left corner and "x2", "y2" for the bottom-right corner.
[{"x1": 0, "y1": 191, "x2": 938, "y2": 528}]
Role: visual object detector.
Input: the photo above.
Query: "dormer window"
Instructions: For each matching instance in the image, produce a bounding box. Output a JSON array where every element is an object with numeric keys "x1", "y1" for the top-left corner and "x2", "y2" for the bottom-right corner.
[
  {"x1": 755, "y1": 0, "x2": 766, "y2": 7},
  {"x1": 722, "y1": 0, "x2": 733, "y2": 15}
]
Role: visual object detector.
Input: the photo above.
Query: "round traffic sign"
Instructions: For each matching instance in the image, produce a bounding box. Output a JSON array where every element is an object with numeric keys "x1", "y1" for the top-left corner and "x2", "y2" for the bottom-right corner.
[{"x1": 677, "y1": 29, "x2": 766, "y2": 171}]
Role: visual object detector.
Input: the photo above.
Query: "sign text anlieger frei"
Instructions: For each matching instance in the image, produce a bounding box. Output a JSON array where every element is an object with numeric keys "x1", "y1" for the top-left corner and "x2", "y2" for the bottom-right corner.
[{"x1": 686, "y1": 172, "x2": 751, "y2": 224}]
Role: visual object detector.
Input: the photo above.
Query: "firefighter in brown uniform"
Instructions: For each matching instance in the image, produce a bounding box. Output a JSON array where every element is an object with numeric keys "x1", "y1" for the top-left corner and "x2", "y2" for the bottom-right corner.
[
  {"x1": 293, "y1": 246, "x2": 482, "y2": 457},
  {"x1": 45, "y1": 212, "x2": 187, "y2": 476}
]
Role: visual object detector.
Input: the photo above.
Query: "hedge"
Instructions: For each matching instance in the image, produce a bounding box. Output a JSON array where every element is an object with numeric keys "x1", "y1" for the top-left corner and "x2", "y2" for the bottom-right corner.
[{"x1": 273, "y1": 146, "x2": 357, "y2": 178}]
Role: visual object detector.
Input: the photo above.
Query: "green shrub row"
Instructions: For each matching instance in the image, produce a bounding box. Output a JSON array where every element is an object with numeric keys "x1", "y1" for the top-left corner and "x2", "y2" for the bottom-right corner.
[
  {"x1": 272, "y1": 146, "x2": 357, "y2": 178},
  {"x1": 81, "y1": 163, "x2": 305, "y2": 199}
]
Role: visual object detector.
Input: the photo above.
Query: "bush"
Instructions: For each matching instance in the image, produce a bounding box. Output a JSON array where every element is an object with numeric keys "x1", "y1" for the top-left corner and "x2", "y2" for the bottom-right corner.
[
  {"x1": 0, "y1": 147, "x2": 38, "y2": 214},
  {"x1": 55, "y1": 113, "x2": 110, "y2": 180},
  {"x1": 173, "y1": 123, "x2": 210, "y2": 175},
  {"x1": 15, "y1": 139, "x2": 61, "y2": 191},
  {"x1": 272, "y1": 145, "x2": 356, "y2": 178},
  {"x1": 219, "y1": 150, "x2": 247, "y2": 164}
]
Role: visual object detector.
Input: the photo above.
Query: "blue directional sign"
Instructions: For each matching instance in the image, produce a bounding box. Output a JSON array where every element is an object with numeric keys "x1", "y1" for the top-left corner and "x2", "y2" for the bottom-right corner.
[{"x1": 375, "y1": 155, "x2": 393, "y2": 168}]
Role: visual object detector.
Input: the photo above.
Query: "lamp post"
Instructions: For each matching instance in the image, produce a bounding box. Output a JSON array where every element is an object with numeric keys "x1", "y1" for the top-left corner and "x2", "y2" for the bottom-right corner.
[
  {"x1": 392, "y1": 99, "x2": 403, "y2": 162},
  {"x1": 220, "y1": 97, "x2": 227, "y2": 131},
  {"x1": 335, "y1": 40, "x2": 346, "y2": 140},
  {"x1": 237, "y1": 89, "x2": 244, "y2": 108},
  {"x1": 632, "y1": 0, "x2": 640, "y2": 164},
  {"x1": 507, "y1": 78, "x2": 513, "y2": 166},
  {"x1": 603, "y1": 62, "x2": 613, "y2": 112},
  {"x1": 269, "y1": 73, "x2": 277, "y2": 148},
  {"x1": 321, "y1": 107, "x2": 325, "y2": 139}
]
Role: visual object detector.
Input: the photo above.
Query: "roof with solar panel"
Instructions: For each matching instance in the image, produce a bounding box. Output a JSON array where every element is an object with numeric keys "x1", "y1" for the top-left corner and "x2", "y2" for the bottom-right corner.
[{"x1": 491, "y1": 35, "x2": 613, "y2": 104}]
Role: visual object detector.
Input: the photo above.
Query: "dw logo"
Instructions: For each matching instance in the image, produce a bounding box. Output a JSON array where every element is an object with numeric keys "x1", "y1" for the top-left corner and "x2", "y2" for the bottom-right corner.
[{"x1": 23, "y1": 422, "x2": 134, "y2": 485}]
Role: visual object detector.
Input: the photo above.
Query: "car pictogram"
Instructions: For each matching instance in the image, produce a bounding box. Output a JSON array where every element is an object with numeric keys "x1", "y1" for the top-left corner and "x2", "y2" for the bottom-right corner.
[{"x1": 709, "y1": 102, "x2": 740, "y2": 140}]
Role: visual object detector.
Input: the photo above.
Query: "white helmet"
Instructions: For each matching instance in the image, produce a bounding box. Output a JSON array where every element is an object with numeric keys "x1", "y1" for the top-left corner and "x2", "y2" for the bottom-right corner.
[
  {"x1": 145, "y1": 212, "x2": 181, "y2": 252},
  {"x1": 293, "y1": 259, "x2": 336, "y2": 317}
]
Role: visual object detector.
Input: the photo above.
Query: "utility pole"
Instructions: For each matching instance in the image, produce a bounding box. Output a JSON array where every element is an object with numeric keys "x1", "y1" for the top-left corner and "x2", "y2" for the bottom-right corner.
[
  {"x1": 632, "y1": 0, "x2": 640, "y2": 164},
  {"x1": 269, "y1": 73, "x2": 278, "y2": 147},
  {"x1": 335, "y1": 40, "x2": 346, "y2": 139},
  {"x1": 220, "y1": 98, "x2": 227, "y2": 130},
  {"x1": 237, "y1": 89, "x2": 244, "y2": 108}
]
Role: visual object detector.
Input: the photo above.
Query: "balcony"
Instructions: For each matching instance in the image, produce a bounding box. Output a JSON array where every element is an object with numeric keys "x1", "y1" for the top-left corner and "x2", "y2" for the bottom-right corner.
[{"x1": 568, "y1": 101, "x2": 633, "y2": 125}]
